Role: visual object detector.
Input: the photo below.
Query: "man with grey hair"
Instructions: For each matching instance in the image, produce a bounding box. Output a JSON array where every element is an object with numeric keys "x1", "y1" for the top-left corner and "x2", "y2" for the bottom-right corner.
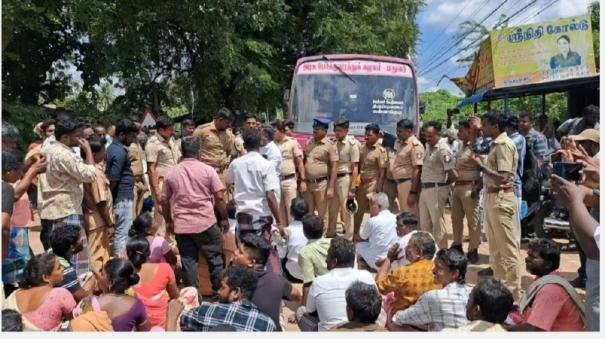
[{"x1": 355, "y1": 192, "x2": 398, "y2": 271}]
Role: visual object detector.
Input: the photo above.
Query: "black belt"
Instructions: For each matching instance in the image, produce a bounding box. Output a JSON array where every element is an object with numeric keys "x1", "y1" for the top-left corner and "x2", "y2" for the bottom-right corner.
[
  {"x1": 307, "y1": 176, "x2": 328, "y2": 184},
  {"x1": 422, "y1": 182, "x2": 449, "y2": 189},
  {"x1": 337, "y1": 172, "x2": 352, "y2": 178},
  {"x1": 396, "y1": 178, "x2": 411, "y2": 184},
  {"x1": 280, "y1": 173, "x2": 296, "y2": 181}
]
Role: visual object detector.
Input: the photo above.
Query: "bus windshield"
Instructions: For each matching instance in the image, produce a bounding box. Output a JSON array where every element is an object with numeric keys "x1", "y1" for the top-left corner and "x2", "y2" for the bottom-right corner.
[{"x1": 290, "y1": 59, "x2": 417, "y2": 136}]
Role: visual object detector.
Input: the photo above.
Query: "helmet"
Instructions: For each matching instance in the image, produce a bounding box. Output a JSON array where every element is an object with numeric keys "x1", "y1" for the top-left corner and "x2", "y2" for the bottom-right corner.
[{"x1": 345, "y1": 198, "x2": 358, "y2": 214}]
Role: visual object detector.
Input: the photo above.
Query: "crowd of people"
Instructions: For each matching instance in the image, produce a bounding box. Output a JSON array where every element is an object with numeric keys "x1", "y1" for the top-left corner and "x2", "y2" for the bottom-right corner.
[{"x1": 0, "y1": 104, "x2": 600, "y2": 332}]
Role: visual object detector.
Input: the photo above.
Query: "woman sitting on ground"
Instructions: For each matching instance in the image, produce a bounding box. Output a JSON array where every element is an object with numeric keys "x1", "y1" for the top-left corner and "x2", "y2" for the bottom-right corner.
[
  {"x1": 127, "y1": 236, "x2": 179, "y2": 329},
  {"x1": 127, "y1": 212, "x2": 177, "y2": 265},
  {"x1": 75, "y1": 258, "x2": 151, "y2": 331},
  {"x1": 4, "y1": 253, "x2": 76, "y2": 331}
]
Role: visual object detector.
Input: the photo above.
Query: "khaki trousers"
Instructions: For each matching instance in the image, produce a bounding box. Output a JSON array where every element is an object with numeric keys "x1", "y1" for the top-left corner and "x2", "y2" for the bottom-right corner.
[
  {"x1": 133, "y1": 181, "x2": 148, "y2": 218},
  {"x1": 396, "y1": 180, "x2": 419, "y2": 216},
  {"x1": 419, "y1": 186, "x2": 450, "y2": 249},
  {"x1": 87, "y1": 227, "x2": 110, "y2": 278},
  {"x1": 354, "y1": 180, "x2": 377, "y2": 236},
  {"x1": 451, "y1": 185, "x2": 481, "y2": 251},
  {"x1": 151, "y1": 177, "x2": 175, "y2": 244},
  {"x1": 303, "y1": 180, "x2": 329, "y2": 229},
  {"x1": 383, "y1": 179, "x2": 400, "y2": 214},
  {"x1": 485, "y1": 191, "x2": 522, "y2": 300},
  {"x1": 280, "y1": 177, "x2": 298, "y2": 226},
  {"x1": 328, "y1": 175, "x2": 353, "y2": 239}
]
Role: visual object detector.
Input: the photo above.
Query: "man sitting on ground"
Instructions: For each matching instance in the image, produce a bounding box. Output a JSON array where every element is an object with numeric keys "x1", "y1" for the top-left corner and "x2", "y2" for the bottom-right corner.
[
  {"x1": 50, "y1": 224, "x2": 95, "y2": 302},
  {"x1": 233, "y1": 233, "x2": 302, "y2": 331},
  {"x1": 507, "y1": 238, "x2": 585, "y2": 331},
  {"x1": 298, "y1": 214, "x2": 331, "y2": 304},
  {"x1": 177, "y1": 266, "x2": 276, "y2": 331},
  {"x1": 389, "y1": 248, "x2": 470, "y2": 331},
  {"x1": 296, "y1": 237, "x2": 375, "y2": 331},
  {"x1": 375, "y1": 231, "x2": 442, "y2": 315},
  {"x1": 275, "y1": 197, "x2": 309, "y2": 282},
  {"x1": 332, "y1": 281, "x2": 385, "y2": 332},
  {"x1": 445, "y1": 278, "x2": 513, "y2": 331},
  {"x1": 356, "y1": 192, "x2": 398, "y2": 271},
  {"x1": 389, "y1": 212, "x2": 419, "y2": 270}
]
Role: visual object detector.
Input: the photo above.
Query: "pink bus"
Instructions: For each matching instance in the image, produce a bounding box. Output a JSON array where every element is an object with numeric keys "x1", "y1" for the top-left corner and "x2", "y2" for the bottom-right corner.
[{"x1": 287, "y1": 54, "x2": 420, "y2": 147}]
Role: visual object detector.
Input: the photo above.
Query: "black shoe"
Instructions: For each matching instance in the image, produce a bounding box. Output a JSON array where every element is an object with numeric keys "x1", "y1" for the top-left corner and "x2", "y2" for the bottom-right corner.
[
  {"x1": 467, "y1": 250, "x2": 480, "y2": 264},
  {"x1": 569, "y1": 276, "x2": 586, "y2": 289},
  {"x1": 450, "y1": 244, "x2": 464, "y2": 255},
  {"x1": 477, "y1": 267, "x2": 494, "y2": 277}
]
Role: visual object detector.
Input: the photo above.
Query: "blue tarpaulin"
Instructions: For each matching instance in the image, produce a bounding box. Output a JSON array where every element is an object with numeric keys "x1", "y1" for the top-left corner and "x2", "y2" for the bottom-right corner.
[{"x1": 456, "y1": 91, "x2": 487, "y2": 109}]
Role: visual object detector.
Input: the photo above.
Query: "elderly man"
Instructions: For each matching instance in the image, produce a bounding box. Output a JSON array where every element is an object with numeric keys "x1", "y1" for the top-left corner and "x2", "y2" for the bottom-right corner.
[
  {"x1": 375, "y1": 231, "x2": 442, "y2": 314},
  {"x1": 355, "y1": 192, "x2": 398, "y2": 271},
  {"x1": 389, "y1": 248, "x2": 470, "y2": 331}
]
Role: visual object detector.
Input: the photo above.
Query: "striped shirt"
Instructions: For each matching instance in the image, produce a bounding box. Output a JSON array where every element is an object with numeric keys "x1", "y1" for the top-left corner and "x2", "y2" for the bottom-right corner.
[
  {"x1": 392, "y1": 282, "x2": 470, "y2": 331},
  {"x1": 180, "y1": 299, "x2": 276, "y2": 332},
  {"x1": 524, "y1": 128, "x2": 548, "y2": 159}
]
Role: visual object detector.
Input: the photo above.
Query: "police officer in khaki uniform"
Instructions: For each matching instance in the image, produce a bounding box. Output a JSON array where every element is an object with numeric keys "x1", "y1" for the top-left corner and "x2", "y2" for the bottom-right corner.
[
  {"x1": 145, "y1": 116, "x2": 180, "y2": 240},
  {"x1": 273, "y1": 120, "x2": 307, "y2": 225},
  {"x1": 303, "y1": 118, "x2": 338, "y2": 228},
  {"x1": 381, "y1": 132, "x2": 400, "y2": 213},
  {"x1": 193, "y1": 108, "x2": 236, "y2": 201},
  {"x1": 327, "y1": 119, "x2": 360, "y2": 239},
  {"x1": 391, "y1": 119, "x2": 424, "y2": 215},
  {"x1": 471, "y1": 112, "x2": 521, "y2": 300},
  {"x1": 354, "y1": 123, "x2": 387, "y2": 237},
  {"x1": 450, "y1": 119, "x2": 482, "y2": 264},
  {"x1": 418, "y1": 121, "x2": 457, "y2": 250},
  {"x1": 129, "y1": 134, "x2": 149, "y2": 217}
]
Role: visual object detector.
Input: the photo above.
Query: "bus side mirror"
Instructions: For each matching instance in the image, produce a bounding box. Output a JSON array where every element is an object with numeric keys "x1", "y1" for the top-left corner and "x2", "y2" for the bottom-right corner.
[
  {"x1": 283, "y1": 90, "x2": 290, "y2": 103},
  {"x1": 419, "y1": 101, "x2": 425, "y2": 115}
]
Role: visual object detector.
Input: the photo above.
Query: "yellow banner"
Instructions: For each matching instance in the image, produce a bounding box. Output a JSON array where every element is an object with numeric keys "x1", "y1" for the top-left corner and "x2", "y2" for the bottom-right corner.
[{"x1": 490, "y1": 14, "x2": 596, "y2": 87}]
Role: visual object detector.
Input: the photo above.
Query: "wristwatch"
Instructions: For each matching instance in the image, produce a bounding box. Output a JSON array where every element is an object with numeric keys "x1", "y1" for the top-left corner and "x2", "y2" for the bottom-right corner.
[{"x1": 593, "y1": 189, "x2": 600, "y2": 198}]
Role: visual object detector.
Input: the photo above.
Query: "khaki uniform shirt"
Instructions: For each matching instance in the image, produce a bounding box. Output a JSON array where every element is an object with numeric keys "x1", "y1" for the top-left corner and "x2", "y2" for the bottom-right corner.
[
  {"x1": 38, "y1": 142, "x2": 97, "y2": 220},
  {"x1": 305, "y1": 137, "x2": 338, "y2": 179},
  {"x1": 194, "y1": 121, "x2": 235, "y2": 169},
  {"x1": 359, "y1": 143, "x2": 387, "y2": 182},
  {"x1": 392, "y1": 135, "x2": 424, "y2": 180},
  {"x1": 455, "y1": 142, "x2": 481, "y2": 181},
  {"x1": 145, "y1": 134, "x2": 179, "y2": 178},
  {"x1": 83, "y1": 166, "x2": 114, "y2": 231},
  {"x1": 486, "y1": 132, "x2": 517, "y2": 188},
  {"x1": 421, "y1": 138, "x2": 455, "y2": 183},
  {"x1": 128, "y1": 143, "x2": 145, "y2": 177},
  {"x1": 277, "y1": 136, "x2": 303, "y2": 176},
  {"x1": 335, "y1": 135, "x2": 360, "y2": 174}
]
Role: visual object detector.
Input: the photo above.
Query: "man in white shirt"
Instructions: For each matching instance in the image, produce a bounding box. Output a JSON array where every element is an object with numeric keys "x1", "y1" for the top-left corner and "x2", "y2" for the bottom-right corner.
[
  {"x1": 260, "y1": 125, "x2": 283, "y2": 177},
  {"x1": 390, "y1": 212, "x2": 419, "y2": 270},
  {"x1": 225, "y1": 128, "x2": 284, "y2": 273},
  {"x1": 356, "y1": 192, "x2": 399, "y2": 270},
  {"x1": 296, "y1": 236, "x2": 376, "y2": 331},
  {"x1": 275, "y1": 197, "x2": 309, "y2": 281}
]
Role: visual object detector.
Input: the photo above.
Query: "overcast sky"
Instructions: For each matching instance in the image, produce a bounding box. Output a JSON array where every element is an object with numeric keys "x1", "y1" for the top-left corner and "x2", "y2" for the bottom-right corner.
[{"x1": 415, "y1": 0, "x2": 595, "y2": 96}]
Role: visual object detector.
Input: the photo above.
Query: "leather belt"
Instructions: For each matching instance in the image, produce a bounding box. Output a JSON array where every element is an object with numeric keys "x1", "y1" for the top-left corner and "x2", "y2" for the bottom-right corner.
[
  {"x1": 337, "y1": 172, "x2": 352, "y2": 178},
  {"x1": 307, "y1": 176, "x2": 328, "y2": 184},
  {"x1": 487, "y1": 186, "x2": 514, "y2": 194},
  {"x1": 396, "y1": 178, "x2": 411, "y2": 184},
  {"x1": 422, "y1": 182, "x2": 449, "y2": 189},
  {"x1": 455, "y1": 180, "x2": 477, "y2": 186},
  {"x1": 280, "y1": 173, "x2": 296, "y2": 181}
]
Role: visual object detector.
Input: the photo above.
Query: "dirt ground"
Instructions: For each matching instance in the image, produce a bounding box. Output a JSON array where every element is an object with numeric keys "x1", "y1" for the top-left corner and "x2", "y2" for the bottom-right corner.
[{"x1": 27, "y1": 210, "x2": 584, "y2": 332}]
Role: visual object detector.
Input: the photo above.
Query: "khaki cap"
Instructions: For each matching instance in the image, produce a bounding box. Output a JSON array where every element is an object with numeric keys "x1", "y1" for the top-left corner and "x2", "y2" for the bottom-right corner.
[{"x1": 570, "y1": 129, "x2": 599, "y2": 144}]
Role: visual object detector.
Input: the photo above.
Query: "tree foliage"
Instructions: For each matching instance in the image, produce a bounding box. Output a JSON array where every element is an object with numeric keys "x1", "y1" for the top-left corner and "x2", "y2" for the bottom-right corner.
[{"x1": 2, "y1": 0, "x2": 426, "y2": 123}]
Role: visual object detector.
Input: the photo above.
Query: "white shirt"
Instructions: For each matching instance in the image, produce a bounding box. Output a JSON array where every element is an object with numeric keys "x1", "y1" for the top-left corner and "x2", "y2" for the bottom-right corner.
[
  {"x1": 261, "y1": 141, "x2": 282, "y2": 177},
  {"x1": 306, "y1": 267, "x2": 376, "y2": 331},
  {"x1": 594, "y1": 226, "x2": 600, "y2": 250},
  {"x1": 358, "y1": 209, "x2": 399, "y2": 264},
  {"x1": 391, "y1": 230, "x2": 418, "y2": 270},
  {"x1": 277, "y1": 220, "x2": 307, "y2": 281},
  {"x1": 225, "y1": 151, "x2": 280, "y2": 220}
]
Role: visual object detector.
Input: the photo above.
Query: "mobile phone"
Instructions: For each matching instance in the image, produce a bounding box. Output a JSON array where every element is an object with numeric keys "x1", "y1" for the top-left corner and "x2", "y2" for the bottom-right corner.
[
  {"x1": 548, "y1": 152, "x2": 562, "y2": 163},
  {"x1": 553, "y1": 162, "x2": 583, "y2": 181}
]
